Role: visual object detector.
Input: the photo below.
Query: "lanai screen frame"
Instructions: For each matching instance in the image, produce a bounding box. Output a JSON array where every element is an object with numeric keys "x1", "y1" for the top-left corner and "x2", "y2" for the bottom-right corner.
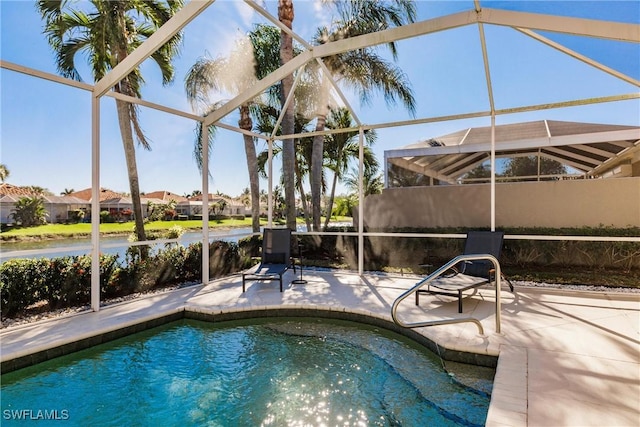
[{"x1": 1, "y1": 1, "x2": 639, "y2": 312}]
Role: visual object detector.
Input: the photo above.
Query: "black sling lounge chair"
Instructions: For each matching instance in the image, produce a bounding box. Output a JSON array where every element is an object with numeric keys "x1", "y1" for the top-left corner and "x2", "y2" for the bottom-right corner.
[
  {"x1": 415, "y1": 231, "x2": 514, "y2": 313},
  {"x1": 242, "y1": 228, "x2": 294, "y2": 292}
]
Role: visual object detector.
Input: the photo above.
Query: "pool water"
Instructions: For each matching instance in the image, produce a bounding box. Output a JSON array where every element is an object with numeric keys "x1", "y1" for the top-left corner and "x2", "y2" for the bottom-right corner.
[{"x1": 1, "y1": 319, "x2": 493, "y2": 426}]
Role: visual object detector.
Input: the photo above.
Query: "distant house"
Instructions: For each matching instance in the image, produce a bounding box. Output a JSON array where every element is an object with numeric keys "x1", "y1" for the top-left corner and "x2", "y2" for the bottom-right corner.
[
  {"x1": 98, "y1": 196, "x2": 167, "y2": 220},
  {"x1": 144, "y1": 190, "x2": 188, "y2": 203},
  {"x1": 69, "y1": 188, "x2": 127, "y2": 221},
  {"x1": 175, "y1": 200, "x2": 205, "y2": 218},
  {"x1": 69, "y1": 187, "x2": 126, "y2": 202},
  {"x1": 0, "y1": 185, "x2": 250, "y2": 224},
  {"x1": 178, "y1": 194, "x2": 248, "y2": 218},
  {"x1": 70, "y1": 188, "x2": 166, "y2": 219},
  {"x1": 143, "y1": 191, "x2": 189, "y2": 219},
  {"x1": 0, "y1": 184, "x2": 90, "y2": 224}
]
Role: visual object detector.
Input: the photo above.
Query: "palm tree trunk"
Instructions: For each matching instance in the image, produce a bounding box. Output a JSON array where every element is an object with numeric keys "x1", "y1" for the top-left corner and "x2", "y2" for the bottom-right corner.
[
  {"x1": 294, "y1": 151, "x2": 312, "y2": 230},
  {"x1": 115, "y1": 99, "x2": 147, "y2": 248},
  {"x1": 279, "y1": 0, "x2": 296, "y2": 231},
  {"x1": 239, "y1": 105, "x2": 260, "y2": 232},
  {"x1": 324, "y1": 161, "x2": 340, "y2": 229},
  {"x1": 311, "y1": 81, "x2": 329, "y2": 231}
]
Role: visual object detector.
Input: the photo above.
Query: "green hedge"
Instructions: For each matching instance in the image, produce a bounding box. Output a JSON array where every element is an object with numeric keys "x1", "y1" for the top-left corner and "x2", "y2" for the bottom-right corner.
[
  {"x1": 0, "y1": 240, "x2": 253, "y2": 319},
  {"x1": 297, "y1": 226, "x2": 640, "y2": 272}
]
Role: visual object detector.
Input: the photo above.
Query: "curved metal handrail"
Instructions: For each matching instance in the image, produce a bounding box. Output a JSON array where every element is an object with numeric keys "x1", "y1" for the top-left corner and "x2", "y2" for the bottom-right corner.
[{"x1": 391, "y1": 254, "x2": 502, "y2": 335}]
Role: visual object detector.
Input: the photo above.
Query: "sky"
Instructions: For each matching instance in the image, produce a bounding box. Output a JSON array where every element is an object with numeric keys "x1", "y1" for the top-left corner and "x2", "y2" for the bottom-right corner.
[{"x1": 1, "y1": 0, "x2": 639, "y2": 199}]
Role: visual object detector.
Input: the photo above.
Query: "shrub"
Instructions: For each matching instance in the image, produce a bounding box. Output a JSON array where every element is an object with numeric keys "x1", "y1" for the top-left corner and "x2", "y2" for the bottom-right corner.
[
  {"x1": 165, "y1": 225, "x2": 185, "y2": 240},
  {"x1": 100, "y1": 210, "x2": 114, "y2": 223},
  {"x1": 0, "y1": 258, "x2": 46, "y2": 317},
  {"x1": 238, "y1": 234, "x2": 262, "y2": 258},
  {"x1": 296, "y1": 226, "x2": 640, "y2": 273},
  {"x1": 183, "y1": 242, "x2": 203, "y2": 279},
  {"x1": 41, "y1": 256, "x2": 91, "y2": 309},
  {"x1": 68, "y1": 209, "x2": 86, "y2": 223},
  {"x1": 0, "y1": 254, "x2": 124, "y2": 317},
  {"x1": 154, "y1": 245, "x2": 190, "y2": 286},
  {"x1": 1, "y1": 238, "x2": 254, "y2": 319},
  {"x1": 209, "y1": 241, "x2": 242, "y2": 277}
]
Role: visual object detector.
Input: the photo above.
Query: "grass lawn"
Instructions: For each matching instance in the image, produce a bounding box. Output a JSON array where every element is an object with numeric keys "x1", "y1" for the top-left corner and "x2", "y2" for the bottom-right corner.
[{"x1": 1, "y1": 219, "x2": 258, "y2": 239}]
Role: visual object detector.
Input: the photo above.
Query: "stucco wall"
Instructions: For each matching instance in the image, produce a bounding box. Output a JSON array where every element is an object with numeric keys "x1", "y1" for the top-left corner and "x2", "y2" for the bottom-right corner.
[{"x1": 363, "y1": 177, "x2": 640, "y2": 229}]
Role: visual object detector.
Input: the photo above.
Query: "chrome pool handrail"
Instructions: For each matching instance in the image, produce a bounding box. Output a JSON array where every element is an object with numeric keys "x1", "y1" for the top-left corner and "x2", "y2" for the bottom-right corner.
[{"x1": 391, "y1": 254, "x2": 502, "y2": 335}]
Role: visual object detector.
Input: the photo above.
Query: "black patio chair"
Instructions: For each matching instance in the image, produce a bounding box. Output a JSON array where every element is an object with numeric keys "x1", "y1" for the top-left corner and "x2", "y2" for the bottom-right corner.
[
  {"x1": 242, "y1": 228, "x2": 295, "y2": 292},
  {"x1": 415, "y1": 231, "x2": 514, "y2": 312}
]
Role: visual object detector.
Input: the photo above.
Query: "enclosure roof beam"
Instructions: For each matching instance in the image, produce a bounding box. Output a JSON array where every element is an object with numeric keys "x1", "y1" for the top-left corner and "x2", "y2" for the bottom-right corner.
[
  {"x1": 517, "y1": 28, "x2": 640, "y2": 87},
  {"x1": 478, "y1": 8, "x2": 640, "y2": 42},
  {"x1": 387, "y1": 157, "x2": 456, "y2": 184},
  {"x1": 385, "y1": 129, "x2": 640, "y2": 158}
]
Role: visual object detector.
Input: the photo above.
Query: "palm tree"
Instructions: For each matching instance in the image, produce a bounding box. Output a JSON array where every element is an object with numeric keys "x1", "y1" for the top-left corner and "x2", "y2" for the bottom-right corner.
[
  {"x1": 278, "y1": 0, "x2": 297, "y2": 231},
  {"x1": 239, "y1": 187, "x2": 251, "y2": 209},
  {"x1": 323, "y1": 107, "x2": 377, "y2": 228},
  {"x1": 274, "y1": 1, "x2": 415, "y2": 230},
  {"x1": 37, "y1": 0, "x2": 183, "y2": 246},
  {"x1": 0, "y1": 164, "x2": 9, "y2": 183},
  {"x1": 185, "y1": 24, "x2": 282, "y2": 233},
  {"x1": 60, "y1": 188, "x2": 75, "y2": 196},
  {"x1": 308, "y1": 0, "x2": 417, "y2": 231},
  {"x1": 11, "y1": 196, "x2": 48, "y2": 227},
  {"x1": 344, "y1": 162, "x2": 384, "y2": 197}
]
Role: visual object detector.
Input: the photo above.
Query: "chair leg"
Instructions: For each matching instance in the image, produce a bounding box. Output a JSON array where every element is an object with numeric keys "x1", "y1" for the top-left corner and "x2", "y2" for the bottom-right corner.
[
  {"x1": 415, "y1": 291, "x2": 420, "y2": 306},
  {"x1": 503, "y1": 274, "x2": 515, "y2": 292},
  {"x1": 458, "y1": 290, "x2": 463, "y2": 313},
  {"x1": 242, "y1": 275, "x2": 246, "y2": 292},
  {"x1": 279, "y1": 274, "x2": 283, "y2": 292}
]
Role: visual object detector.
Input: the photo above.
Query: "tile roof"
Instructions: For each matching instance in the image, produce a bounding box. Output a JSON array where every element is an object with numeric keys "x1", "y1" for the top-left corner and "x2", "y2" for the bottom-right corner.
[
  {"x1": 69, "y1": 188, "x2": 126, "y2": 202},
  {"x1": 0, "y1": 194, "x2": 90, "y2": 204},
  {"x1": 0, "y1": 183, "x2": 41, "y2": 197},
  {"x1": 188, "y1": 194, "x2": 244, "y2": 207},
  {"x1": 144, "y1": 191, "x2": 188, "y2": 202}
]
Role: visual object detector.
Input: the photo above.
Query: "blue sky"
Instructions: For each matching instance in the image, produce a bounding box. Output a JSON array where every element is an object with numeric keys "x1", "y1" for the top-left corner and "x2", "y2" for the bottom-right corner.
[{"x1": 1, "y1": 0, "x2": 638, "y2": 198}]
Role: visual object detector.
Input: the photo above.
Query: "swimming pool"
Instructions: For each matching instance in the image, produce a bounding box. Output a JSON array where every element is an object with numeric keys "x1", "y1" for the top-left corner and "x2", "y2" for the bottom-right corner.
[{"x1": 1, "y1": 318, "x2": 493, "y2": 426}]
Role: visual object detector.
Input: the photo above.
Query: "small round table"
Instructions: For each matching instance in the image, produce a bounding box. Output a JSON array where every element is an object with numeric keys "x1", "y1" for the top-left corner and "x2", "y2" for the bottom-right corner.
[{"x1": 292, "y1": 242, "x2": 307, "y2": 285}]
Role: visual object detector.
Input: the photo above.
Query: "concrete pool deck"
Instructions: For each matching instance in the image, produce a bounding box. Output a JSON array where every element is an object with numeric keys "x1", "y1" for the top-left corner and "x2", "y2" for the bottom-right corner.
[{"x1": 1, "y1": 270, "x2": 639, "y2": 426}]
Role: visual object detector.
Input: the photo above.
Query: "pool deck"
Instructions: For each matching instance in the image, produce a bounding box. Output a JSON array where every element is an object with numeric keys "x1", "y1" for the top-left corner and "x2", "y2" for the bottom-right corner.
[{"x1": 1, "y1": 270, "x2": 639, "y2": 426}]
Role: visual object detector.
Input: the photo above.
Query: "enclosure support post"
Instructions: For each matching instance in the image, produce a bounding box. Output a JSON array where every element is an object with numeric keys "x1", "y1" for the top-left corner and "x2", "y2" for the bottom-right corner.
[
  {"x1": 490, "y1": 114, "x2": 496, "y2": 231},
  {"x1": 201, "y1": 124, "x2": 210, "y2": 285},
  {"x1": 358, "y1": 127, "x2": 364, "y2": 275},
  {"x1": 268, "y1": 138, "x2": 273, "y2": 227},
  {"x1": 90, "y1": 94, "x2": 101, "y2": 312}
]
